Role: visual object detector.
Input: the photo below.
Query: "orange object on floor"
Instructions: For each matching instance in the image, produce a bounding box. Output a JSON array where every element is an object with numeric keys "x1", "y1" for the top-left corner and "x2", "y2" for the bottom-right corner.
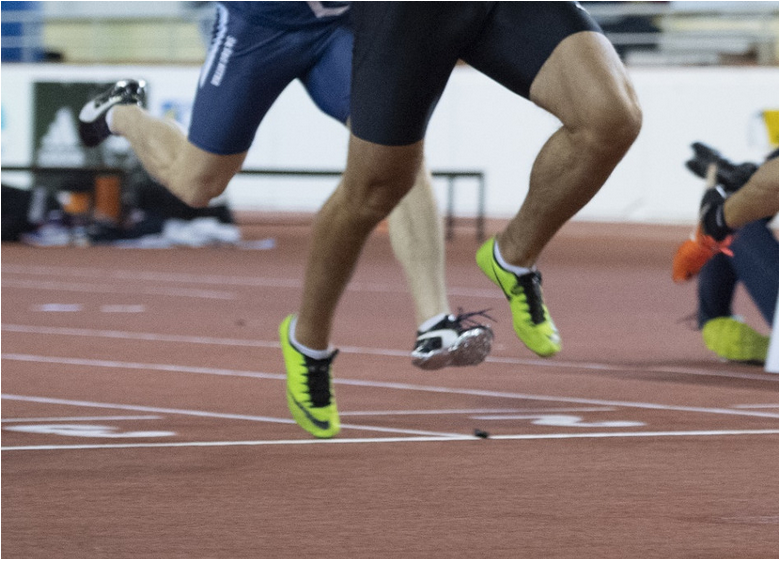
[{"x1": 94, "y1": 174, "x2": 122, "y2": 223}]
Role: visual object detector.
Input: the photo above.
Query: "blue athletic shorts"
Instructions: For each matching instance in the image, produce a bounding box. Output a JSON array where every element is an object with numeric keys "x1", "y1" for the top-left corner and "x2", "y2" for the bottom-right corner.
[{"x1": 188, "y1": 4, "x2": 352, "y2": 155}]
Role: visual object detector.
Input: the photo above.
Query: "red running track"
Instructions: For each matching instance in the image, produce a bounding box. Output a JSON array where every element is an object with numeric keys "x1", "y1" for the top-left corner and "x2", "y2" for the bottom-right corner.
[{"x1": 2, "y1": 221, "x2": 777, "y2": 558}]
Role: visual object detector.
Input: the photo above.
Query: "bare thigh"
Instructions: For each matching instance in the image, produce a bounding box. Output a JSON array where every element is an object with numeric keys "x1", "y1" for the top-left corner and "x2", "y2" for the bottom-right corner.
[{"x1": 530, "y1": 31, "x2": 640, "y2": 133}]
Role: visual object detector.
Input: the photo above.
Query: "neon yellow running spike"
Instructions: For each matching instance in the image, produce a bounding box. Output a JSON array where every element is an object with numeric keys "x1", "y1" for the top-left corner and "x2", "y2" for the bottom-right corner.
[
  {"x1": 476, "y1": 237, "x2": 562, "y2": 357},
  {"x1": 279, "y1": 315, "x2": 340, "y2": 438},
  {"x1": 702, "y1": 317, "x2": 769, "y2": 363}
]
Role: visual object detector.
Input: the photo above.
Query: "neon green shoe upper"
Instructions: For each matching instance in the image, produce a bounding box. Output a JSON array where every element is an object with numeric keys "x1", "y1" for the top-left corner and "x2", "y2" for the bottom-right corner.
[
  {"x1": 702, "y1": 317, "x2": 769, "y2": 363},
  {"x1": 476, "y1": 238, "x2": 562, "y2": 357},
  {"x1": 279, "y1": 315, "x2": 340, "y2": 438}
]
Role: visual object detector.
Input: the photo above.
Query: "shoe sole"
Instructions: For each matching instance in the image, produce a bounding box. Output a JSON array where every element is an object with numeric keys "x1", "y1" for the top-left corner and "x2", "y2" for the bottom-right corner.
[{"x1": 412, "y1": 326, "x2": 494, "y2": 370}]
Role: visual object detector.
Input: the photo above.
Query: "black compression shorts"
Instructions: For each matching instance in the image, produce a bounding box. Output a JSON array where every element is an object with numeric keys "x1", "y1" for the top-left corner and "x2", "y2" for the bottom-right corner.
[{"x1": 350, "y1": 1, "x2": 602, "y2": 146}]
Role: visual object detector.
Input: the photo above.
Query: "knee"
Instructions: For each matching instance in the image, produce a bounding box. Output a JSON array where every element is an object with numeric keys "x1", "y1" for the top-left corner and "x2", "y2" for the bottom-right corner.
[
  {"x1": 338, "y1": 136, "x2": 423, "y2": 228},
  {"x1": 351, "y1": 183, "x2": 408, "y2": 227},
  {"x1": 580, "y1": 91, "x2": 643, "y2": 157},
  {"x1": 341, "y1": 173, "x2": 415, "y2": 229},
  {"x1": 169, "y1": 176, "x2": 228, "y2": 208}
]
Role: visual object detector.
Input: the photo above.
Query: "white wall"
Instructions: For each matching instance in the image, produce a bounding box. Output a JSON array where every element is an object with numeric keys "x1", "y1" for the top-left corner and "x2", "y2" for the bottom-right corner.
[{"x1": 1, "y1": 63, "x2": 778, "y2": 224}]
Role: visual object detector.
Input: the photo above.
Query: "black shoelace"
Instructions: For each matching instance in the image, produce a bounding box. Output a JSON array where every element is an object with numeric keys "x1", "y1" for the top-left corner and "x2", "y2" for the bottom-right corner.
[
  {"x1": 516, "y1": 271, "x2": 546, "y2": 325},
  {"x1": 304, "y1": 355, "x2": 335, "y2": 408},
  {"x1": 448, "y1": 308, "x2": 495, "y2": 332}
]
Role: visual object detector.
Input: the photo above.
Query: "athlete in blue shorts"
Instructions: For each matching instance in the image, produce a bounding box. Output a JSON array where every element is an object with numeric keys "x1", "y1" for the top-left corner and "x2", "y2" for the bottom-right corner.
[
  {"x1": 79, "y1": 2, "x2": 494, "y2": 382},
  {"x1": 280, "y1": 2, "x2": 643, "y2": 437}
]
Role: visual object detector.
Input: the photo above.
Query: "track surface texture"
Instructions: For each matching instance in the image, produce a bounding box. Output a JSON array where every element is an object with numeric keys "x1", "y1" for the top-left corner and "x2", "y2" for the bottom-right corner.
[{"x1": 2, "y1": 220, "x2": 778, "y2": 559}]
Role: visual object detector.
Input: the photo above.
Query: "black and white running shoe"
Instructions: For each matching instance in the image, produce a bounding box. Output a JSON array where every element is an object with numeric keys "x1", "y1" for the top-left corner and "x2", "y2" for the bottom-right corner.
[
  {"x1": 78, "y1": 79, "x2": 146, "y2": 147},
  {"x1": 412, "y1": 309, "x2": 494, "y2": 370}
]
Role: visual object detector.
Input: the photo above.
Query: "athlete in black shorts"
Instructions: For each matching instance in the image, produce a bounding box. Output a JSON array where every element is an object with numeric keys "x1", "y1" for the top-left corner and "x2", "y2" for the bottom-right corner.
[{"x1": 285, "y1": 2, "x2": 643, "y2": 436}]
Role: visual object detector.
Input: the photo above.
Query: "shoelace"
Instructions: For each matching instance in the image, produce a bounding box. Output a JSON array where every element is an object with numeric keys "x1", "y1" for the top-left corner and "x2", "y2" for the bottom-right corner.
[
  {"x1": 95, "y1": 82, "x2": 145, "y2": 108},
  {"x1": 516, "y1": 272, "x2": 546, "y2": 325},
  {"x1": 449, "y1": 308, "x2": 495, "y2": 331},
  {"x1": 305, "y1": 356, "x2": 334, "y2": 407}
]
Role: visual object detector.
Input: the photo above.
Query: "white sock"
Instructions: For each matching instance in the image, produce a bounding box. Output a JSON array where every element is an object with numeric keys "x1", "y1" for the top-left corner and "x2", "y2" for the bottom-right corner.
[
  {"x1": 289, "y1": 316, "x2": 334, "y2": 359},
  {"x1": 494, "y1": 240, "x2": 534, "y2": 276},
  {"x1": 418, "y1": 313, "x2": 449, "y2": 333}
]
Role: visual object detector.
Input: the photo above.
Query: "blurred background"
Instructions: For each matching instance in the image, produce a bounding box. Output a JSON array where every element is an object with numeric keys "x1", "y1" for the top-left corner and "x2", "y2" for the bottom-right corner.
[
  {"x1": 1, "y1": 1, "x2": 779, "y2": 242},
  {"x1": 3, "y1": 1, "x2": 778, "y2": 67}
]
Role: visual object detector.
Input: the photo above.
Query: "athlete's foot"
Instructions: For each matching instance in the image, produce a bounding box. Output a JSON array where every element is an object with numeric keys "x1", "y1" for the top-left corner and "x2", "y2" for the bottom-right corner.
[
  {"x1": 412, "y1": 310, "x2": 494, "y2": 370},
  {"x1": 279, "y1": 315, "x2": 340, "y2": 438},
  {"x1": 702, "y1": 317, "x2": 769, "y2": 363},
  {"x1": 476, "y1": 237, "x2": 561, "y2": 357},
  {"x1": 78, "y1": 79, "x2": 146, "y2": 147}
]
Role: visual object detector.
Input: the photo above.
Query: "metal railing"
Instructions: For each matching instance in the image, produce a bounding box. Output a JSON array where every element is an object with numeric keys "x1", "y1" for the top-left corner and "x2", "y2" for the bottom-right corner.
[
  {"x1": 1, "y1": 166, "x2": 486, "y2": 241},
  {"x1": 237, "y1": 168, "x2": 486, "y2": 241}
]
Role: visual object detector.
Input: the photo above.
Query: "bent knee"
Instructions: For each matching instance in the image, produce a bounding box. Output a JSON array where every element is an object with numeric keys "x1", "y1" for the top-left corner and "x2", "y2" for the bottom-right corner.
[
  {"x1": 169, "y1": 176, "x2": 229, "y2": 208},
  {"x1": 167, "y1": 146, "x2": 243, "y2": 208},
  {"x1": 580, "y1": 91, "x2": 642, "y2": 155}
]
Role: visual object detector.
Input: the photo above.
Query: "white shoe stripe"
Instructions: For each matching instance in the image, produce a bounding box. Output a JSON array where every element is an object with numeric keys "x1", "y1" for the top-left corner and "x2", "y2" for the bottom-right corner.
[{"x1": 79, "y1": 94, "x2": 116, "y2": 122}]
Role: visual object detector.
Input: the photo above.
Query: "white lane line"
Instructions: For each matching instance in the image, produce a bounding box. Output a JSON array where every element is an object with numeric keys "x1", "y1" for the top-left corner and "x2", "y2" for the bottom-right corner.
[
  {"x1": 2, "y1": 354, "x2": 778, "y2": 419},
  {"x1": 3, "y1": 324, "x2": 777, "y2": 381},
  {"x1": 2, "y1": 280, "x2": 235, "y2": 300},
  {"x1": 0, "y1": 394, "x2": 466, "y2": 439},
  {"x1": 31, "y1": 304, "x2": 83, "y2": 312},
  {"x1": 2, "y1": 415, "x2": 162, "y2": 423},
  {"x1": 3, "y1": 353, "x2": 285, "y2": 380},
  {"x1": 5, "y1": 424, "x2": 176, "y2": 439},
  {"x1": 100, "y1": 305, "x2": 146, "y2": 313},
  {"x1": 340, "y1": 407, "x2": 616, "y2": 416},
  {"x1": 489, "y1": 429, "x2": 779, "y2": 440},
  {"x1": 2, "y1": 265, "x2": 497, "y2": 297},
  {"x1": 733, "y1": 404, "x2": 779, "y2": 409},
  {"x1": 335, "y1": 377, "x2": 780, "y2": 419},
  {"x1": 471, "y1": 414, "x2": 644, "y2": 428},
  {"x1": 2, "y1": 429, "x2": 777, "y2": 452},
  {"x1": 1, "y1": 265, "x2": 304, "y2": 288},
  {"x1": 3, "y1": 324, "x2": 280, "y2": 350}
]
